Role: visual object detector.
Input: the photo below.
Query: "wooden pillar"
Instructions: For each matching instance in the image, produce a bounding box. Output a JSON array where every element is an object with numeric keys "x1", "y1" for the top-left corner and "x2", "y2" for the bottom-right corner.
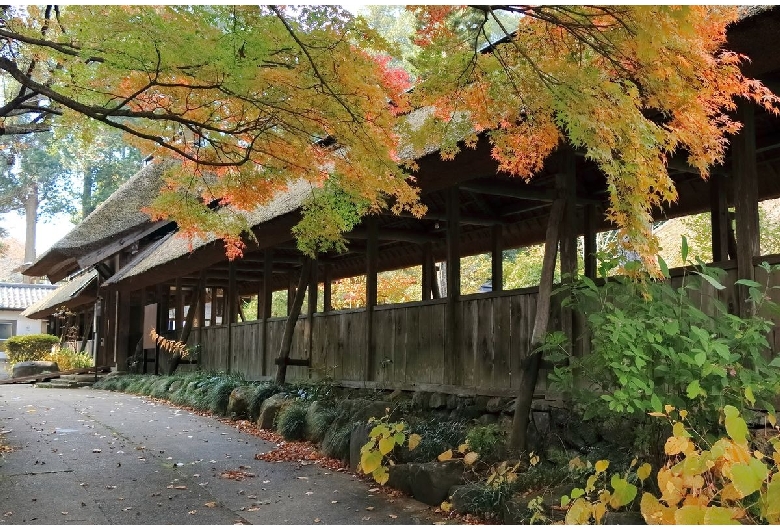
[
  {"x1": 733, "y1": 101, "x2": 759, "y2": 317},
  {"x1": 261, "y1": 249, "x2": 273, "y2": 376},
  {"x1": 287, "y1": 276, "x2": 296, "y2": 315},
  {"x1": 155, "y1": 284, "x2": 167, "y2": 375},
  {"x1": 322, "y1": 263, "x2": 332, "y2": 313},
  {"x1": 304, "y1": 260, "x2": 318, "y2": 375},
  {"x1": 491, "y1": 224, "x2": 503, "y2": 291},
  {"x1": 174, "y1": 278, "x2": 183, "y2": 334},
  {"x1": 710, "y1": 173, "x2": 730, "y2": 263},
  {"x1": 115, "y1": 289, "x2": 132, "y2": 371},
  {"x1": 227, "y1": 261, "x2": 237, "y2": 372},
  {"x1": 365, "y1": 216, "x2": 378, "y2": 381},
  {"x1": 445, "y1": 187, "x2": 462, "y2": 386},
  {"x1": 557, "y1": 148, "x2": 578, "y2": 354},
  {"x1": 584, "y1": 204, "x2": 598, "y2": 279},
  {"x1": 422, "y1": 242, "x2": 433, "y2": 301},
  {"x1": 198, "y1": 273, "x2": 206, "y2": 353}
]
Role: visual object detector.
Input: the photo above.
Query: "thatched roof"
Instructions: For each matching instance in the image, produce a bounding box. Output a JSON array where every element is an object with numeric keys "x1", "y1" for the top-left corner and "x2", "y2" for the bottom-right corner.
[
  {"x1": 23, "y1": 161, "x2": 174, "y2": 281},
  {"x1": 22, "y1": 270, "x2": 98, "y2": 320},
  {"x1": 104, "y1": 179, "x2": 314, "y2": 287}
]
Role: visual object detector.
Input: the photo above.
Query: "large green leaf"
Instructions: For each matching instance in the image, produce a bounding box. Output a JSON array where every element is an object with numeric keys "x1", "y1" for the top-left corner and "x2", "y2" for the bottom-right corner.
[
  {"x1": 730, "y1": 459, "x2": 768, "y2": 498},
  {"x1": 724, "y1": 406, "x2": 749, "y2": 444},
  {"x1": 360, "y1": 449, "x2": 382, "y2": 474}
]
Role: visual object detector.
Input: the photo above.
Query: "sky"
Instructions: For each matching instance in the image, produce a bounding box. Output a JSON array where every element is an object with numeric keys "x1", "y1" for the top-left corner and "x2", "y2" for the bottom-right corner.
[{"x1": 1, "y1": 211, "x2": 74, "y2": 256}]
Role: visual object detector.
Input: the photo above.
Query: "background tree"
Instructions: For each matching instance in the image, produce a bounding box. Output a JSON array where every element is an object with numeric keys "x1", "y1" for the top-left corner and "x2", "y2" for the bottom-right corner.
[{"x1": 0, "y1": 132, "x2": 71, "y2": 265}]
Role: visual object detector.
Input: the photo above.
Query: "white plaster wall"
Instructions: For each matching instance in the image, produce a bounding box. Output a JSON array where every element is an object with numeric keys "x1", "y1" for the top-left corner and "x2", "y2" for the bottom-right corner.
[{"x1": 0, "y1": 309, "x2": 48, "y2": 359}]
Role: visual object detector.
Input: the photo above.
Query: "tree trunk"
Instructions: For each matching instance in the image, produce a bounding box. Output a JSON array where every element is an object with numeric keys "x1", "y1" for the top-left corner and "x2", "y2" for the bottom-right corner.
[
  {"x1": 509, "y1": 198, "x2": 565, "y2": 451},
  {"x1": 275, "y1": 258, "x2": 313, "y2": 385},
  {"x1": 23, "y1": 181, "x2": 38, "y2": 282},
  {"x1": 81, "y1": 171, "x2": 94, "y2": 220}
]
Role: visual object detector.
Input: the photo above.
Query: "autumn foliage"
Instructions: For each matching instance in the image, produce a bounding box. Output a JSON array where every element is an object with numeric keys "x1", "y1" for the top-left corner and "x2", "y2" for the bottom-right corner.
[
  {"x1": 1, "y1": 6, "x2": 777, "y2": 263},
  {"x1": 405, "y1": 6, "x2": 780, "y2": 269}
]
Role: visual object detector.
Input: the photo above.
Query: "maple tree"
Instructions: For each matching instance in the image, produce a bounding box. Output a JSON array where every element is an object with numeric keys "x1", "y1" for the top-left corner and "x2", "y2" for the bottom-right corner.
[{"x1": 0, "y1": 5, "x2": 420, "y2": 257}]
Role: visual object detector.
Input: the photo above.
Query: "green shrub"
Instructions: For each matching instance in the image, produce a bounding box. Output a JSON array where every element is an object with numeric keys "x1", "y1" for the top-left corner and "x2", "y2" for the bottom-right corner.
[
  {"x1": 466, "y1": 424, "x2": 505, "y2": 461},
  {"x1": 321, "y1": 421, "x2": 353, "y2": 461},
  {"x1": 308, "y1": 405, "x2": 338, "y2": 442},
  {"x1": 208, "y1": 379, "x2": 241, "y2": 415},
  {"x1": 5, "y1": 334, "x2": 59, "y2": 367},
  {"x1": 544, "y1": 250, "x2": 780, "y2": 432},
  {"x1": 277, "y1": 401, "x2": 308, "y2": 441},
  {"x1": 170, "y1": 372, "x2": 204, "y2": 405},
  {"x1": 150, "y1": 376, "x2": 176, "y2": 398},
  {"x1": 249, "y1": 384, "x2": 280, "y2": 421}
]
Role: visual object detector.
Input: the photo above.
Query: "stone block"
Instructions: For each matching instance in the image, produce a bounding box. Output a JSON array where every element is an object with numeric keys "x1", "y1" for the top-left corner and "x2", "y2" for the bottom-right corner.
[{"x1": 12, "y1": 360, "x2": 59, "y2": 379}]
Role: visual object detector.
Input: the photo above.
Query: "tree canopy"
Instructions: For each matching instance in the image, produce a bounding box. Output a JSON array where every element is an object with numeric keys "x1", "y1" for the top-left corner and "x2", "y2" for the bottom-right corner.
[{"x1": 0, "y1": 5, "x2": 777, "y2": 264}]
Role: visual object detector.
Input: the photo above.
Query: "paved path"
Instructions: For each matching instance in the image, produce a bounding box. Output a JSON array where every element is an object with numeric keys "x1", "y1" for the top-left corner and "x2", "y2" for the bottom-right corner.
[{"x1": 0, "y1": 385, "x2": 444, "y2": 525}]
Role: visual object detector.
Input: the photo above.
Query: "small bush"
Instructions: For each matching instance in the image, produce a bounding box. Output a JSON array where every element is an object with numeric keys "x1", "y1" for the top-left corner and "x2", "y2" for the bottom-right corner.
[
  {"x1": 467, "y1": 424, "x2": 505, "y2": 461},
  {"x1": 249, "y1": 384, "x2": 281, "y2": 421},
  {"x1": 403, "y1": 417, "x2": 467, "y2": 463},
  {"x1": 321, "y1": 422, "x2": 353, "y2": 461},
  {"x1": 309, "y1": 406, "x2": 338, "y2": 442},
  {"x1": 5, "y1": 334, "x2": 59, "y2": 367},
  {"x1": 170, "y1": 372, "x2": 204, "y2": 405},
  {"x1": 277, "y1": 401, "x2": 308, "y2": 441},
  {"x1": 46, "y1": 347, "x2": 93, "y2": 371},
  {"x1": 205, "y1": 374, "x2": 245, "y2": 415},
  {"x1": 150, "y1": 376, "x2": 176, "y2": 398}
]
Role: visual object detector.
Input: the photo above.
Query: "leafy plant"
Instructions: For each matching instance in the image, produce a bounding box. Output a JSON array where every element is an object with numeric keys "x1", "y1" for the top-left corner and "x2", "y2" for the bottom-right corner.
[
  {"x1": 544, "y1": 243, "x2": 780, "y2": 431},
  {"x1": 403, "y1": 418, "x2": 467, "y2": 463},
  {"x1": 641, "y1": 405, "x2": 780, "y2": 524},
  {"x1": 248, "y1": 384, "x2": 281, "y2": 421},
  {"x1": 276, "y1": 401, "x2": 308, "y2": 441},
  {"x1": 45, "y1": 347, "x2": 92, "y2": 371},
  {"x1": 465, "y1": 424, "x2": 505, "y2": 462},
  {"x1": 561, "y1": 458, "x2": 650, "y2": 524},
  {"x1": 359, "y1": 414, "x2": 421, "y2": 485}
]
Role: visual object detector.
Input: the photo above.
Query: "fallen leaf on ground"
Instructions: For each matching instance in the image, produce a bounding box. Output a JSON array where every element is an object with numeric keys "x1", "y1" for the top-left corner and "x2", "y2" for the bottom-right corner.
[
  {"x1": 314, "y1": 518, "x2": 321, "y2": 523},
  {"x1": 389, "y1": 515, "x2": 397, "y2": 519},
  {"x1": 220, "y1": 470, "x2": 255, "y2": 481},
  {"x1": 366, "y1": 507, "x2": 374, "y2": 511},
  {"x1": 61, "y1": 512, "x2": 68, "y2": 515},
  {"x1": 188, "y1": 510, "x2": 197, "y2": 515},
  {"x1": 204, "y1": 501, "x2": 218, "y2": 508},
  {"x1": 167, "y1": 485, "x2": 187, "y2": 490},
  {"x1": 92, "y1": 449, "x2": 101, "y2": 453}
]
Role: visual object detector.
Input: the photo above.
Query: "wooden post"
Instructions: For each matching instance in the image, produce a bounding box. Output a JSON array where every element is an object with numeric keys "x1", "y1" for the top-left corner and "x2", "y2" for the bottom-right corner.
[
  {"x1": 304, "y1": 260, "x2": 318, "y2": 375},
  {"x1": 155, "y1": 284, "x2": 167, "y2": 375},
  {"x1": 322, "y1": 262, "x2": 332, "y2": 313},
  {"x1": 287, "y1": 275, "x2": 296, "y2": 315},
  {"x1": 733, "y1": 101, "x2": 759, "y2": 317},
  {"x1": 366, "y1": 216, "x2": 378, "y2": 381},
  {"x1": 115, "y1": 290, "x2": 132, "y2": 372},
  {"x1": 710, "y1": 173, "x2": 730, "y2": 263},
  {"x1": 509, "y1": 198, "x2": 565, "y2": 450},
  {"x1": 584, "y1": 204, "x2": 598, "y2": 279},
  {"x1": 227, "y1": 261, "x2": 236, "y2": 372},
  {"x1": 174, "y1": 278, "x2": 183, "y2": 334},
  {"x1": 422, "y1": 242, "x2": 433, "y2": 301},
  {"x1": 445, "y1": 187, "x2": 462, "y2": 386},
  {"x1": 491, "y1": 224, "x2": 503, "y2": 292},
  {"x1": 558, "y1": 148, "x2": 577, "y2": 355},
  {"x1": 275, "y1": 259, "x2": 313, "y2": 385},
  {"x1": 168, "y1": 272, "x2": 205, "y2": 375},
  {"x1": 261, "y1": 249, "x2": 273, "y2": 376}
]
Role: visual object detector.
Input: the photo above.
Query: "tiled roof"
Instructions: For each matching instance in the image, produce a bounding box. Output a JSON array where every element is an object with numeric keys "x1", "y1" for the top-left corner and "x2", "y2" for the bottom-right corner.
[{"x1": 0, "y1": 283, "x2": 58, "y2": 311}]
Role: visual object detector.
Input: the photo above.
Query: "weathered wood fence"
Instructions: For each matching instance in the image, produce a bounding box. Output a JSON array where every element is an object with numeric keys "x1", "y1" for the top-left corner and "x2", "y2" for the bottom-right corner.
[{"x1": 187, "y1": 256, "x2": 780, "y2": 397}]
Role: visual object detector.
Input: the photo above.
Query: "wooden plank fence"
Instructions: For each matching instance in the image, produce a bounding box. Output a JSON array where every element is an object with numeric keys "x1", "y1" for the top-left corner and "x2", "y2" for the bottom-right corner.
[{"x1": 185, "y1": 258, "x2": 780, "y2": 396}]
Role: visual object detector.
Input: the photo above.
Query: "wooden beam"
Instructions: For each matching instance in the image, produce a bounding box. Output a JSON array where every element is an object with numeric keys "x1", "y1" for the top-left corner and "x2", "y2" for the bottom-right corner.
[
  {"x1": 381, "y1": 210, "x2": 499, "y2": 226},
  {"x1": 75, "y1": 220, "x2": 170, "y2": 273},
  {"x1": 461, "y1": 181, "x2": 601, "y2": 205},
  {"x1": 491, "y1": 224, "x2": 503, "y2": 291},
  {"x1": 445, "y1": 187, "x2": 462, "y2": 386},
  {"x1": 366, "y1": 216, "x2": 378, "y2": 381},
  {"x1": 275, "y1": 258, "x2": 313, "y2": 384},
  {"x1": 733, "y1": 101, "x2": 759, "y2": 317},
  {"x1": 347, "y1": 227, "x2": 439, "y2": 244}
]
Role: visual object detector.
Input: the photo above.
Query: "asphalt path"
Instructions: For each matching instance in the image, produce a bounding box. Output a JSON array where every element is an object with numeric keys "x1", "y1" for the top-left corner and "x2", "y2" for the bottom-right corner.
[{"x1": 0, "y1": 384, "x2": 445, "y2": 525}]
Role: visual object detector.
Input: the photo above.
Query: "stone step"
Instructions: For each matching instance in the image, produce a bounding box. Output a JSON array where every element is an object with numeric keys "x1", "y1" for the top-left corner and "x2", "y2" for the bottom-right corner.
[
  {"x1": 60, "y1": 373, "x2": 104, "y2": 383},
  {"x1": 34, "y1": 380, "x2": 95, "y2": 389}
]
